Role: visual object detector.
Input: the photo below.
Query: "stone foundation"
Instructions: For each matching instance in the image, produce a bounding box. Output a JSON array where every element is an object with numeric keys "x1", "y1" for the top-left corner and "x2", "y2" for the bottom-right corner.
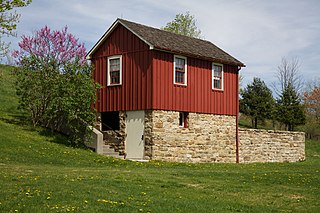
[
  {"x1": 145, "y1": 110, "x2": 237, "y2": 163},
  {"x1": 239, "y1": 128, "x2": 305, "y2": 163},
  {"x1": 94, "y1": 110, "x2": 305, "y2": 163}
]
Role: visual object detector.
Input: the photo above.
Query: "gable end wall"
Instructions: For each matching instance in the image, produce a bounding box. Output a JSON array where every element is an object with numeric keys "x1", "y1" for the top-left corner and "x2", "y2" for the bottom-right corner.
[{"x1": 91, "y1": 24, "x2": 153, "y2": 112}]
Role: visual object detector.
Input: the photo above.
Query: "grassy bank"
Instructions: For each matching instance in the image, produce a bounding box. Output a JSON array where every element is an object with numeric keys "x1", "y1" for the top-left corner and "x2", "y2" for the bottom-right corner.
[{"x1": 0, "y1": 65, "x2": 319, "y2": 212}]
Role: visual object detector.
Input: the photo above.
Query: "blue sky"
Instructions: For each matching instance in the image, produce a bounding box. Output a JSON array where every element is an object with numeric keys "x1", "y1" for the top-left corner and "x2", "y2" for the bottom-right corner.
[{"x1": 5, "y1": 0, "x2": 320, "y2": 89}]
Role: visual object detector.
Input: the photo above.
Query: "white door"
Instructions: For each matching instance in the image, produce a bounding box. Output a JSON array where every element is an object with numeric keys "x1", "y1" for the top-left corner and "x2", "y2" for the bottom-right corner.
[{"x1": 125, "y1": 111, "x2": 145, "y2": 159}]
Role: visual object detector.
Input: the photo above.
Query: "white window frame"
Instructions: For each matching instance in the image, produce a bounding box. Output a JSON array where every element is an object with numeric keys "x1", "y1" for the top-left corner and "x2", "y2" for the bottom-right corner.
[
  {"x1": 173, "y1": 55, "x2": 187, "y2": 86},
  {"x1": 212, "y1": 62, "x2": 224, "y2": 91},
  {"x1": 107, "y1": 55, "x2": 122, "y2": 86}
]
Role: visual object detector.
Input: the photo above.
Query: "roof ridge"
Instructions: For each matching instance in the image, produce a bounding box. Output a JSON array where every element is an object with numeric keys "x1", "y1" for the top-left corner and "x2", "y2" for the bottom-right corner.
[
  {"x1": 118, "y1": 18, "x2": 214, "y2": 44},
  {"x1": 88, "y1": 18, "x2": 245, "y2": 67}
]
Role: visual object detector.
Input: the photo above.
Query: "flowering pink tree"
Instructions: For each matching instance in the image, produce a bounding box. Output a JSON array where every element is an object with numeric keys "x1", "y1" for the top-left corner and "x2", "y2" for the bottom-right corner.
[
  {"x1": 13, "y1": 26, "x2": 87, "y2": 69},
  {"x1": 13, "y1": 26, "x2": 98, "y2": 145}
]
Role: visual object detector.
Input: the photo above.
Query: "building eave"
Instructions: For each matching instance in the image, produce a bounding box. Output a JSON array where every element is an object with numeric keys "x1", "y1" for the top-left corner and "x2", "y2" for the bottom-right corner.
[
  {"x1": 86, "y1": 18, "x2": 154, "y2": 60},
  {"x1": 152, "y1": 47, "x2": 246, "y2": 67}
]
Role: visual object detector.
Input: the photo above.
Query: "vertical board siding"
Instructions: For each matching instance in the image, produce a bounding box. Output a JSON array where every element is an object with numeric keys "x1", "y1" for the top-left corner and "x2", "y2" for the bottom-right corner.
[
  {"x1": 152, "y1": 51, "x2": 238, "y2": 116},
  {"x1": 92, "y1": 24, "x2": 152, "y2": 112},
  {"x1": 91, "y1": 23, "x2": 239, "y2": 116}
]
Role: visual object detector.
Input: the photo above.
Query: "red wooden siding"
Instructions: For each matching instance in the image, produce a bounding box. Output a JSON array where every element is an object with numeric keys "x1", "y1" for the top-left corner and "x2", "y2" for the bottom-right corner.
[
  {"x1": 91, "y1": 23, "x2": 239, "y2": 116},
  {"x1": 152, "y1": 51, "x2": 239, "y2": 115},
  {"x1": 91, "y1": 24, "x2": 153, "y2": 112}
]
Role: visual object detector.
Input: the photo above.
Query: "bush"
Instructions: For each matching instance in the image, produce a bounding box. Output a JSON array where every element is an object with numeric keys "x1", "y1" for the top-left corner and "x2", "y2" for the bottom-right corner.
[{"x1": 13, "y1": 26, "x2": 99, "y2": 145}]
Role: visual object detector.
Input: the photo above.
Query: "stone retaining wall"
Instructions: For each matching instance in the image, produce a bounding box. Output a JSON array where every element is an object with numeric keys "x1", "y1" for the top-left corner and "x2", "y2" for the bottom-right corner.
[
  {"x1": 239, "y1": 128, "x2": 305, "y2": 163},
  {"x1": 145, "y1": 110, "x2": 237, "y2": 163}
]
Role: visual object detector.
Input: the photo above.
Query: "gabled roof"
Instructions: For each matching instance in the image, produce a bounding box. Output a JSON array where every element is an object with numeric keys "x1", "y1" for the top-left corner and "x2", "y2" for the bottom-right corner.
[{"x1": 87, "y1": 18, "x2": 245, "y2": 67}]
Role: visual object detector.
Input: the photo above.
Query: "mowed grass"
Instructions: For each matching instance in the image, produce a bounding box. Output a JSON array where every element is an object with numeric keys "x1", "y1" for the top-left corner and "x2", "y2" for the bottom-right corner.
[{"x1": 0, "y1": 65, "x2": 320, "y2": 212}]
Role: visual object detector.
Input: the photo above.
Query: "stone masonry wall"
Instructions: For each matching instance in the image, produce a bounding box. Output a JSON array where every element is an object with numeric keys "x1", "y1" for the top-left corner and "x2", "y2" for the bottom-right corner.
[
  {"x1": 145, "y1": 110, "x2": 237, "y2": 163},
  {"x1": 95, "y1": 110, "x2": 305, "y2": 163},
  {"x1": 239, "y1": 128, "x2": 305, "y2": 163},
  {"x1": 144, "y1": 110, "x2": 153, "y2": 160}
]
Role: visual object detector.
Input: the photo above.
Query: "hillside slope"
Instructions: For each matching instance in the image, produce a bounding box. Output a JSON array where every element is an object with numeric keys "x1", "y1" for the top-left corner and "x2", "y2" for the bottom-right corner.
[
  {"x1": 0, "y1": 65, "x2": 119, "y2": 167},
  {"x1": 0, "y1": 65, "x2": 319, "y2": 212}
]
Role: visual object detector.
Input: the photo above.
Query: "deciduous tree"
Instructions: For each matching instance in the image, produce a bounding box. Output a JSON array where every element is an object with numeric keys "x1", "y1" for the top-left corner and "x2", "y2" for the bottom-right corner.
[
  {"x1": 273, "y1": 57, "x2": 303, "y2": 96},
  {"x1": 303, "y1": 82, "x2": 320, "y2": 138},
  {"x1": 0, "y1": 0, "x2": 32, "y2": 57},
  {"x1": 162, "y1": 11, "x2": 202, "y2": 38},
  {"x1": 13, "y1": 26, "x2": 98, "y2": 145}
]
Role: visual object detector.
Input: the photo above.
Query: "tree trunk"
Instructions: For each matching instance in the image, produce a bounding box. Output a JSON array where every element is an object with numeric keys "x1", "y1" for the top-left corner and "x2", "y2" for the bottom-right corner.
[{"x1": 254, "y1": 117, "x2": 258, "y2": 129}]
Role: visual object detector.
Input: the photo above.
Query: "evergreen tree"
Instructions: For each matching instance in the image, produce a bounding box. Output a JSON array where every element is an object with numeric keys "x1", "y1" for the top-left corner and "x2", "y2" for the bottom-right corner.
[
  {"x1": 276, "y1": 83, "x2": 306, "y2": 131},
  {"x1": 240, "y1": 77, "x2": 275, "y2": 128}
]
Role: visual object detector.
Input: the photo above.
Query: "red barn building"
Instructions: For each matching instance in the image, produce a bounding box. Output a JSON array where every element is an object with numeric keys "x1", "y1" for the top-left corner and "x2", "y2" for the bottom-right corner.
[{"x1": 87, "y1": 19, "x2": 245, "y2": 162}]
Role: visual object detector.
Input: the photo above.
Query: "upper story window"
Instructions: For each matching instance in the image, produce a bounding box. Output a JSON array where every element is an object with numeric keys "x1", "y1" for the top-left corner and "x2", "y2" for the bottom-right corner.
[
  {"x1": 212, "y1": 63, "x2": 223, "y2": 90},
  {"x1": 174, "y1": 55, "x2": 187, "y2": 86},
  {"x1": 107, "y1": 55, "x2": 122, "y2": 86}
]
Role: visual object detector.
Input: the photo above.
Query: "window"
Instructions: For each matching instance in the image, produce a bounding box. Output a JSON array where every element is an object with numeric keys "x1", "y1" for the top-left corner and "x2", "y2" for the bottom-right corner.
[
  {"x1": 107, "y1": 55, "x2": 122, "y2": 86},
  {"x1": 101, "y1": 111, "x2": 120, "y2": 131},
  {"x1": 179, "y1": 112, "x2": 189, "y2": 128},
  {"x1": 212, "y1": 63, "x2": 223, "y2": 90},
  {"x1": 174, "y1": 55, "x2": 187, "y2": 85}
]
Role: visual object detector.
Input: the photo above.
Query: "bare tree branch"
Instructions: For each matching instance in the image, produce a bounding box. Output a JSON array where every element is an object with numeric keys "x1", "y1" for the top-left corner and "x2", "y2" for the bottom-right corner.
[{"x1": 272, "y1": 57, "x2": 304, "y2": 97}]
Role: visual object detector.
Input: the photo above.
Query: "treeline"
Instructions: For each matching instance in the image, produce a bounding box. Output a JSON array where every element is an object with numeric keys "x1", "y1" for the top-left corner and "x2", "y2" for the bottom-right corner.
[{"x1": 240, "y1": 58, "x2": 319, "y2": 140}]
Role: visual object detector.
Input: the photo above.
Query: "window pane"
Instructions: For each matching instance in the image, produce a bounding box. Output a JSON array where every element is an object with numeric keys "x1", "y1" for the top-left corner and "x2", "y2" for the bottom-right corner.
[
  {"x1": 110, "y1": 70, "x2": 120, "y2": 84},
  {"x1": 179, "y1": 112, "x2": 189, "y2": 128},
  {"x1": 110, "y1": 58, "x2": 120, "y2": 71},
  {"x1": 214, "y1": 70, "x2": 221, "y2": 77},
  {"x1": 213, "y1": 65, "x2": 222, "y2": 77},
  {"x1": 179, "y1": 112, "x2": 183, "y2": 126},
  {"x1": 214, "y1": 79, "x2": 221, "y2": 89},
  {"x1": 175, "y1": 71, "x2": 185, "y2": 84},
  {"x1": 213, "y1": 64, "x2": 222, "y2": 71},
  {"x1": 175, "y1": 58, "x2": 185, "y2": 71}
]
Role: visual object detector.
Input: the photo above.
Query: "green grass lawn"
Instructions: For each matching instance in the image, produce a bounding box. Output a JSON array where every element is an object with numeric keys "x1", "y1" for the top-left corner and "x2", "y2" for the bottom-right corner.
[{"x1": 1, "y1": 65, "x2": 320, "y2": 212}]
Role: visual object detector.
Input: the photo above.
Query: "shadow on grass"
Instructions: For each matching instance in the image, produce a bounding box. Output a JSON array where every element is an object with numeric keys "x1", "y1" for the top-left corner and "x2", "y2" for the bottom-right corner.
[
  {"x1": 1, "y1": 113, "x2": 89, "y2": 150},
  {"x1": 0, "y1": 113, "x2": 31, "y2": 126},
  {"x1": 38, "y1": 128, "x2": 88, "y2": 150}
]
